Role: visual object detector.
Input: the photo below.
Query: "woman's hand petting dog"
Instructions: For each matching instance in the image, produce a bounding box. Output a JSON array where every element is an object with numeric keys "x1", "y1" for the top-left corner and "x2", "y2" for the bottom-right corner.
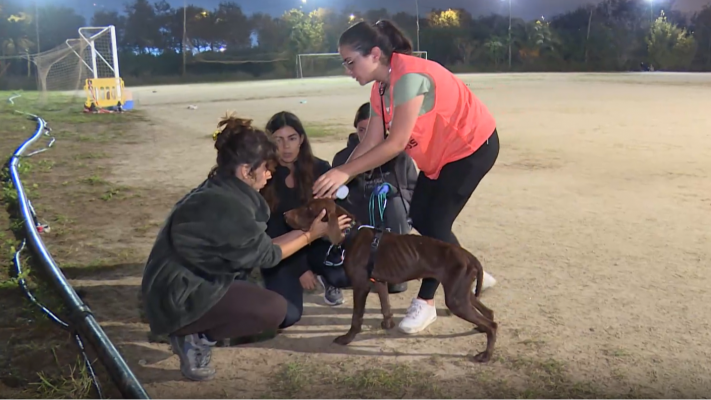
[{"x1": 308, "y1": 209, "x2": 351, "y2": 241}]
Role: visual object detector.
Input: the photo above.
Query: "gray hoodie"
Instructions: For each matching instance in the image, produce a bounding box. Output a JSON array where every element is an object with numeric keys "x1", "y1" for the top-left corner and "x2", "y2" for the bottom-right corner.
[{"x1": 332, "y1": 133, "x2": 418, "y2": 229}]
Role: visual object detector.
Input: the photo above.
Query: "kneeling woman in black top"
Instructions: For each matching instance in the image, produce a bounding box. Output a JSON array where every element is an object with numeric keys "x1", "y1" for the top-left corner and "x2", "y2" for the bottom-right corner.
[
  {"x1": 141, "y1": 115, "x2": 351, "y2": 381},
  {"x1": 260, "y1": 111, "x2": 349, "y2": 311}
]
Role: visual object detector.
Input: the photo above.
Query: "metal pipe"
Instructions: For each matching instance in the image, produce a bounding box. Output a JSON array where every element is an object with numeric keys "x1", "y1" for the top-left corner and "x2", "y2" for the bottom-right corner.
[
  {"x1": 9, "y1": 115, "x2": 150, "y2": 400},
  {"x1": 415, "y1": 0, "x2": 420, "y2": 52},
  {"x1": 34, "y1": 0, "x2": 40, "y2": 53},
  {"x1": 508, "y1": 0, "x2": 512, "y2": 69},
  {"x1": 182, "y1": 0, "x2": 187, "y2": 76}
]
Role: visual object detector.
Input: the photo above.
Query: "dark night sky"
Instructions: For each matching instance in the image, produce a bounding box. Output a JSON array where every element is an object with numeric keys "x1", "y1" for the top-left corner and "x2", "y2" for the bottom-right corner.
[{"x1": 44, "y1": 0, "x2": 710, "y2": 21}]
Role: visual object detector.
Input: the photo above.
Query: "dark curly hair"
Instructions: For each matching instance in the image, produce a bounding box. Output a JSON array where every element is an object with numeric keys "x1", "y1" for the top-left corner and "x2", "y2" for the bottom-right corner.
[
  {"x1": 208, "y1": 113, "x2": 278, "y2": 180},
  {"x1": 261, "y1": 111, "x2": 315, "y2": 212}
]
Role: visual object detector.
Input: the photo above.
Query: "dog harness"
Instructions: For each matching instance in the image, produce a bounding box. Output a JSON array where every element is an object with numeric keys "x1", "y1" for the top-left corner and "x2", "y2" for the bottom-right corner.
[
  {"x1": 365, "y1": 226, "x2": 385, "y2": 283},
  {"x1": 326, "y1": 224, "x2": 385, "y2": 283}
]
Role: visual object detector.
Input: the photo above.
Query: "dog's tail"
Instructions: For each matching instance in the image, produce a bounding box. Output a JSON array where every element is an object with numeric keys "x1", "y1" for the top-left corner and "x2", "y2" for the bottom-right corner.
[{"x1": 470, "y1": 253, "x2": 484, "y2": 298}]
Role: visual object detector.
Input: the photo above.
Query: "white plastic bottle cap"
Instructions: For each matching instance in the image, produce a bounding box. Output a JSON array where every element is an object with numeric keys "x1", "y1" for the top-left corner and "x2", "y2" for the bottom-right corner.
[{"x1": 335, "y1": 185, "x2": 349, "y2": 199}]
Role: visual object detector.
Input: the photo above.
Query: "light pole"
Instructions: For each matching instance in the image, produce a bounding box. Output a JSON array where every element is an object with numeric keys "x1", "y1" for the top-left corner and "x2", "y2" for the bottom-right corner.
[
  {"x1": 507, "y1": 0, "x2": 511, "y2": 69},
  {"x1": 415, "y1": 0, "x2": 420, "y2": 52},
  {"x1": 648, "y1": 0, "x2": 654, "y2": 23},
  {"x1": 182, "y1": 0, "x2": 187, "y2": 76},
  {"x1": 34, "y1": 0, "x2": 40, "y2": 53}
]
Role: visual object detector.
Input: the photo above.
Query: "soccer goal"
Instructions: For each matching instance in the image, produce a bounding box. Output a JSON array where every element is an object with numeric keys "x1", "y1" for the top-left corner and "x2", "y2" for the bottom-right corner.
[
  {"x1": 32, "y1": 25, "x2": 129, "y2": 110},
  {"x1": 296, "y1": 51, "x2": 428, "y2": 79}
]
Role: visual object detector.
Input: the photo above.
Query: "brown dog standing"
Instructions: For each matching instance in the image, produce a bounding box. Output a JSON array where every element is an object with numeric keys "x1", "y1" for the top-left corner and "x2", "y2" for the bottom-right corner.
[{"x1": 284, "y1": 198, "x2": 497, "y2": 363}]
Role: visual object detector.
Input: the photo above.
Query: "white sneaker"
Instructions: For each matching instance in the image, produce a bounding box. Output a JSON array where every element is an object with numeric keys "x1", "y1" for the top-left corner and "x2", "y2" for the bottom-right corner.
[
  {"x1": 472, "y1": 271, "x2": 497, "y2": 294},
  {"x1": 398, "y1": 298, "x2": 437, "y2": 334}
]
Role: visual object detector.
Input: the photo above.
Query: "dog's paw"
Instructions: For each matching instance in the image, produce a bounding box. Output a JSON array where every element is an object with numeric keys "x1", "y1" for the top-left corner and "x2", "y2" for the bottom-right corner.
[
  {"x1": 472, "y1": 351, "x2": 492, "y2": 363},
  {"x1": 381, "y1": 318, "x2": 395, "y2": 330},
  {"x1": 333, "y1": 335, "x2": 353, "y2": 346}
]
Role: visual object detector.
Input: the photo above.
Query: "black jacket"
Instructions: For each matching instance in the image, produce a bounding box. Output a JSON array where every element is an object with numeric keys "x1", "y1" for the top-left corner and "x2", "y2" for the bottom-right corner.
[
  {"x1": 332, "y1": 133, "x2": 418, "y2": 225},
  {"x1": 141, "y1": 172, "x2": 282, "y2": 336}
]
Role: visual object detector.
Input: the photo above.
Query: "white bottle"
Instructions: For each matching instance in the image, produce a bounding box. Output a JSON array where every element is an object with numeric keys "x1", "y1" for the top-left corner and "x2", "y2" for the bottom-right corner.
[{"x1": 335, "y1": 185, "x2": 349, "y2": 200}]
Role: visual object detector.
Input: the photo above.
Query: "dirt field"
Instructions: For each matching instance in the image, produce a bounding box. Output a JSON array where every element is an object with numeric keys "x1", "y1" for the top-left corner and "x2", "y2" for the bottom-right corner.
[{"x1": 6, "y1": 72, "x2": 711, "y2": 398}]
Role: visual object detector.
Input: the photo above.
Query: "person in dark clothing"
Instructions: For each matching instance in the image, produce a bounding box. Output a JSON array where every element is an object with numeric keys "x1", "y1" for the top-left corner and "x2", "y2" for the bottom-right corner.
[
  {"x1": 260, "y1": 111, "x2": 349, "y2": 310},
  {"x1": 141, "y1": 114, "x2": 351, "y2": 382},
  {"x1": 332, "y1": 102, "x2": 418, "y2": 294}
]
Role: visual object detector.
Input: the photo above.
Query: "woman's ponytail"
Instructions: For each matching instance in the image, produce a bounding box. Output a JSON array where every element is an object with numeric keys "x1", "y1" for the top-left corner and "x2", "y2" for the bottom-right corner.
[
  {"x1": 373, "y1": 20, "x2": 413, "y2": 57},
  {"x1": 339, "y1": 19, "x2": 414, "y2": 62}
]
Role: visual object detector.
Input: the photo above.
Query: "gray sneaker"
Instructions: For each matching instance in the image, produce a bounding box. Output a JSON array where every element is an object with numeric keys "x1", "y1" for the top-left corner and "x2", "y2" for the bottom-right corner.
[
  {"x1": 317, "y1": 275, "x2": 344, "y2": 306},
  {"x1": 198, "y1": 332, "x2": 217, "y2": 347},
  {"x1": 169, "y1": 334, "x2": 216, "y2": 381}
]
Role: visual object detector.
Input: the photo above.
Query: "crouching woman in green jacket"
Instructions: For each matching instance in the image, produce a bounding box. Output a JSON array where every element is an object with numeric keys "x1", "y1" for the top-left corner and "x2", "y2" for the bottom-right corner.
[{"x1": 141, "y1": 114, "x2": 351, "y2": 382}]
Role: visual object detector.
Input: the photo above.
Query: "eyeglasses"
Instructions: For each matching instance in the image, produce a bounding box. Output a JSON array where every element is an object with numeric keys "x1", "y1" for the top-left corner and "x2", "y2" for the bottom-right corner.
[{"x1": 341, "y1": 58, "x2": 355, "y2": 70}]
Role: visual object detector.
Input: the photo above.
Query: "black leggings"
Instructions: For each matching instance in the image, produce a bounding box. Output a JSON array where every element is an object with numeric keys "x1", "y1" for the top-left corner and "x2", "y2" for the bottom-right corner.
[
  {"x1": 409, "y1": 129, "x2": 500, "y2": 300},
  {"x1": 174, "y1": 281, "x2": 287, "y2": 341},
  {"x1": 261, "y1": 240, "x2": 349, "y2": 328}
]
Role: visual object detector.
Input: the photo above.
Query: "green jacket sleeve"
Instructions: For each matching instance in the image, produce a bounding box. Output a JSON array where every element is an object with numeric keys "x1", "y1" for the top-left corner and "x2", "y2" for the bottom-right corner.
[{"x1": 169, "y1": 192, "x2": 282, "y2": 275}]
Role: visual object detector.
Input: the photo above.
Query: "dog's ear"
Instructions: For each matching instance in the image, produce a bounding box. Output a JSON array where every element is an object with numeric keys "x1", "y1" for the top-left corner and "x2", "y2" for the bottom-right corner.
[{"x1": 335, "y1": 203, "x2": 356, "y2": 221}]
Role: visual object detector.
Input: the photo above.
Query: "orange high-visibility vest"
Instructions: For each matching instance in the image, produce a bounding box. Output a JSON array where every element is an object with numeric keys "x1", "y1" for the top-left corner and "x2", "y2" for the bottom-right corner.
[{"x1": 370, "y1": 53, "x2": 496, "y2": 179}]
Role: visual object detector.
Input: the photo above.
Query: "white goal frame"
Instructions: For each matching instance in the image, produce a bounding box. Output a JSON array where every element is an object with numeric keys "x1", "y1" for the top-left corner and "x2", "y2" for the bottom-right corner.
[
  {"x1": 68, "y1": 25, "x2": 121, "y2": 98},
  {"x1": 296, "y1": 51, "x2": 428, "y2": 79}
]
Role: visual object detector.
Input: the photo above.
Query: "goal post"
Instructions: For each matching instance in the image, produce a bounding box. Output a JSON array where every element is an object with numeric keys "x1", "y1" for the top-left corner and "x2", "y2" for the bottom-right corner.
[
  {"x1": 296, "y1": 51, "x2": 428, "y2": 79},
  {"x1": 32, "y1": 25, "x2": 130, "y2": 110},
  {"x1": 78, "y1": 26, "x2": 121, "y2": 99}
]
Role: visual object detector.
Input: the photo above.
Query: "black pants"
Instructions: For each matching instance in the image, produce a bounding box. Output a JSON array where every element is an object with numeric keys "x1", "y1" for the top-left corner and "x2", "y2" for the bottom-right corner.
[
  {"x1": 261, "y1": 240, "x2": 349, "y2": 328},
  {"x1": 174, "y1": 281, "x2": 287, "y2": 341},
  {"x1": 409, "y1": 129, "x2": 500, "y2": 300}
]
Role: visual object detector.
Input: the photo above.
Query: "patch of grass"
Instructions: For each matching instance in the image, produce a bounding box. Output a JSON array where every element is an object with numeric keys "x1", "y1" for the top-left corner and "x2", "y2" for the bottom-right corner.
[
  {"x1": 0, "y1": 90, "x2": 149, "y2": 399},
  {"x1": 29, "y1": 350, "x2": 94, "y2": 399},
  {"x1": 99, "y1": 185, "x2": 132, "y2": 201},
  {"x1": 304, "y1": 123, "x2": 342, "y2": 138},
  {"x1": 73, "y1": 152, "x2": 108, "y2": 160},
  {"x1": 35, "y1": 160, "x2": 55, "y2": 172},
  {"x1": 269, "y1": 360, "x2": 446, "y2": 398},
  {"x1": 81, "y1": 175, "x2": 108, "y2": 186},
  {"x1": 273, "y1": 362, "x2": 310, "y2": 395},
  {"x1": 267, "y1": 354, "x2": 649, "y2": 399},
  {"x1": 332, "y1": 363, "x2": 446, "y2": 399},
  {"x1": 602, "y1": 347, "x2": 632, "y2": 358},
  {"x1": 485, "y1": 354, "x2": 605, "y2": 398},
  {"x1": 133, "y1": 220, "x2": 163, "y2": 235}
]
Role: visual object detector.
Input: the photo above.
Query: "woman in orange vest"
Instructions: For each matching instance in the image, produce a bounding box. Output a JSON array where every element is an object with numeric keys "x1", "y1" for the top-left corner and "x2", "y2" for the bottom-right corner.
[{"x1": 313, "y1": 20, "x2": 500, "y2": 335}]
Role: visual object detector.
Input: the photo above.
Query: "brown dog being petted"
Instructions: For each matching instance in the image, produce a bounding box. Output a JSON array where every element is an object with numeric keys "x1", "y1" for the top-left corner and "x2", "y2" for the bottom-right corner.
[{"x1": 284, "y1": 198, "x2": 497, "y2": 362}]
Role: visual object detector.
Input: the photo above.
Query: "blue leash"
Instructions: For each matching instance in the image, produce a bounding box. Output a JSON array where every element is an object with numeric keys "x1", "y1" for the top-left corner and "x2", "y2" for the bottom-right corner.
[
  {"x1": 324, "y1": 183, "x2": 394, "y2": 268},
  {"x1": 369, "y1": 182, "x2": 394, "y2": 227}
]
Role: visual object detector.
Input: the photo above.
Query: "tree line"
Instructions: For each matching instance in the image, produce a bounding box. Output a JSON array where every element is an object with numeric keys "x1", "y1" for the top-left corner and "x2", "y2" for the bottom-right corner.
[{"x1": 1, "y1": 0, "x2": 711, "y2": 89}]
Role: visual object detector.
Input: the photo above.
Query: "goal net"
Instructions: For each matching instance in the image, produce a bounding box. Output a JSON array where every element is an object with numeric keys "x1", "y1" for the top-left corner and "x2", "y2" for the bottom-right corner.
[
  {"x1": 31, "y1": 25, "x2": 121, "y2": 105},
  {"x1": 296, "y1": 51, "x2": 428, "y2": 79},
  {"x1": 186, "y1": 35, "x2": 294, "y2": 79}
]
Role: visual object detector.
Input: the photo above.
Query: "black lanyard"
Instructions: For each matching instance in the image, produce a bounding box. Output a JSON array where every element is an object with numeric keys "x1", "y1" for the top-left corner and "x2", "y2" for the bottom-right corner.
[{"x1": 378, "y1": 81, "x2": 412, "y2": 226}]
